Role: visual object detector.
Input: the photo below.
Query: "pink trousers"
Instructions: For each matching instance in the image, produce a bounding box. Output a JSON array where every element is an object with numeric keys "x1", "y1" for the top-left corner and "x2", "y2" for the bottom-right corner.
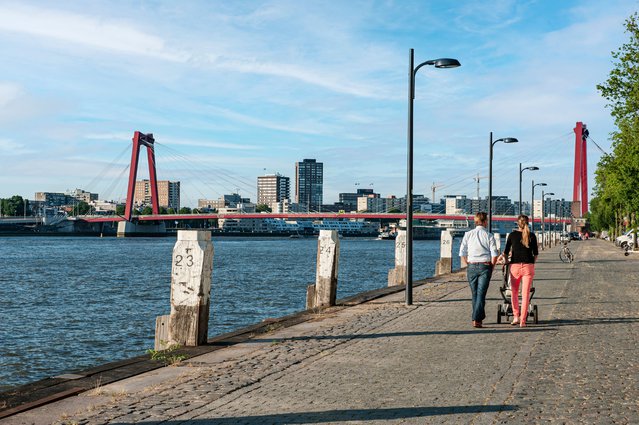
[{"x1": 509, "y1": 263, "x2": 535, "y2": 324}]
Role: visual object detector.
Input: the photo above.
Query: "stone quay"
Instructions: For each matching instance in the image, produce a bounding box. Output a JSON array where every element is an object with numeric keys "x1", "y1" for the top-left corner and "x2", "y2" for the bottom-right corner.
[{"x1": 2, "y1": 239, "x2": 638, "y2": 424}]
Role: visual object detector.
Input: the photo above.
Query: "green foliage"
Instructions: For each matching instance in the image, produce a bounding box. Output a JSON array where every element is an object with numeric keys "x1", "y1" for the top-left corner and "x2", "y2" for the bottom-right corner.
[
  {"x1": 146, "y1": 343, "x2": 187, "y2": 365},
  {"x1": 0, "y1": 196, "x2": 28, "y2": 216},
  {"x1": 597, "y1": 13, "x2": 639, "y2": 123},
  {"x1": 140, "y1": 206, "x2": 154, "y2": 215},
  {"x1": 256, "y1": 203, "x2": 272, "y2": 213},
  {"x1": 592, "y1": 12, "x2": 639, "y2": 232},
  {"x1": 178, "y1": 207, "x2": 192, "y2": 214},
  {"x1": 116, "y1": 205, "x2": 125, "y2": 216}
]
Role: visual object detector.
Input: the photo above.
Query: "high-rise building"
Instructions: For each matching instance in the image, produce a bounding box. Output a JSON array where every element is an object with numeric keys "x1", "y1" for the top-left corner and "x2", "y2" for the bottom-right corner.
[
  {"x1": 134, "y1": 180, "x2": 180, "y2": 210},
  {"x1": 257, "y1": 174, "x2": 290, "y2": 209},
  {"x1": 295, "y1": 159, "x2": 323, "y2": 211}
]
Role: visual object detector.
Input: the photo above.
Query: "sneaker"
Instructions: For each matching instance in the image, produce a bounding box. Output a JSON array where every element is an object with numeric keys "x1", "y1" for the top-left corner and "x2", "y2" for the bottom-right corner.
[{"x1": 511, "y1": 318, "x2": 519, "y2": 326}]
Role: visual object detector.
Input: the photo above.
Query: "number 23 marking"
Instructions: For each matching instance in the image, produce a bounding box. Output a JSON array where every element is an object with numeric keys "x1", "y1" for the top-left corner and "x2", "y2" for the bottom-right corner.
[{"x1": 175, "y1": 254, "x2": 194, "y2": 267}]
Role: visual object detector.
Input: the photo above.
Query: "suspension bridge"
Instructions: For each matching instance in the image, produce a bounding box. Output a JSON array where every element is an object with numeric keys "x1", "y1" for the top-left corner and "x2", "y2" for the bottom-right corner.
[{"x1": 69, "y1": 124, "x2": 593, "y2": 233}]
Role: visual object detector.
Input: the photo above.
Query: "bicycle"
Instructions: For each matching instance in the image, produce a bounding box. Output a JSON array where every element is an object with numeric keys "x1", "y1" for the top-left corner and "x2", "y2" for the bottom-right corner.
[{"x1": 559, "y1": 242, "x2": 574, "y2": 263}]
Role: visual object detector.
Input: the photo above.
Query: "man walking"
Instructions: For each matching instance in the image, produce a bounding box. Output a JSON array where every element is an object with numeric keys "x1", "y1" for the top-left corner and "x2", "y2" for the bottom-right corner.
[{"x1": 459, "y1": 212, "x2": 499, "y2": 328}]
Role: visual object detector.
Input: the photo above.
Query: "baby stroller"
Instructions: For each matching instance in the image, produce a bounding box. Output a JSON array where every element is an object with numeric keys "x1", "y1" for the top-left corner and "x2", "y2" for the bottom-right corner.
[{"x1": 496, "y1": 263, "x2": 539, "y2": 324}]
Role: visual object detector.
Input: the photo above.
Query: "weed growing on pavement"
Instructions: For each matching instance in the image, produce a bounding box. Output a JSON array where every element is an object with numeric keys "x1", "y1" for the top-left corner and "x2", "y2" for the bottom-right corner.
[
  {"x1": 147, "y1": 343, "x2": 187, "y2": 365},
  {"x1": 87, "y1": 375, "x2": 104, "y2": 396}
]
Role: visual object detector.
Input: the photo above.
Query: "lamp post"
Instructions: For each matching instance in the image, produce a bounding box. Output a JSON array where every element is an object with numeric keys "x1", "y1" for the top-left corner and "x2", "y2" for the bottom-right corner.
[
  {"x1": 489, "y1": 133, "x2": 518, "y2": 232},
  {"x1": 519, "y1": 164, "x2": 539, "y2": 215},
  {"x1": 531, "y1": 181, "x2": 547, "y2": 233},
  {"x1": 406, "y1": 49, "x2": 460, "y2": 306},
  {"x1": 541, "y1": 191, "x2": 554, "y2": 248}
]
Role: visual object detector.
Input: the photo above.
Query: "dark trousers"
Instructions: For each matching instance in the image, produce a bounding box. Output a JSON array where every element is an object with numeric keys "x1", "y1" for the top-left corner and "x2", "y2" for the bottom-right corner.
[{"x1": 466, "y1": 263, "x2": 493, "y2": 322}]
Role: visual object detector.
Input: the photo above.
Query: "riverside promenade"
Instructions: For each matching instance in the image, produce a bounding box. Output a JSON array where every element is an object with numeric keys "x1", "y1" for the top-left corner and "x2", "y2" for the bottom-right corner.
[{"x1": 4, "y1": 239, "x2": 639, "y2": 424}]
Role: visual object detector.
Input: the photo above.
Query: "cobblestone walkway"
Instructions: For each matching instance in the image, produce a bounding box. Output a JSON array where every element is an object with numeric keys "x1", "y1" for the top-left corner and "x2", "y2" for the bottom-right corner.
[{"x1": 5, "y1": 240, "x2": 638, "y2": 424}]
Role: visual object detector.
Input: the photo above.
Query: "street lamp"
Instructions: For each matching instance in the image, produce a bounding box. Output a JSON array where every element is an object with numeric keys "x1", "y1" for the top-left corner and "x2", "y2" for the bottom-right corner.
[
  {"x1": 541, "y1": 191, "x2": 554, "y2": 247},
  {"x1": 488, "y1": 133, "x2": 518, "y2": 232},
  {"x1": 531, "y1": 181, "x2": 547, "y2": 232},
  {"x1": 406, "y1": 49, "x2": 460, "y2": 306},
  {"x1": 519, "y1": 164, "x2": 539, "y2": 215}
]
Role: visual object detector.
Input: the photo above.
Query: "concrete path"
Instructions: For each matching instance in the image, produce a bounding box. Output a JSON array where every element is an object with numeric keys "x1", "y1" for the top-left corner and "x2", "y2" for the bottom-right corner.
[{"x1": 4, "y1": 239, "x2": 638, "y2": 424}]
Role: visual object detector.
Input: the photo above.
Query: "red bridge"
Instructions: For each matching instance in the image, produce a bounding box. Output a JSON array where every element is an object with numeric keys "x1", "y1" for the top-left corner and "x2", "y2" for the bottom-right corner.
[
  {"x1": 76, "y1": 128, "x2": 582, "y2": 227},
  {"x1": 80, "y1": 212, "x2": 568, "y2": 224}
]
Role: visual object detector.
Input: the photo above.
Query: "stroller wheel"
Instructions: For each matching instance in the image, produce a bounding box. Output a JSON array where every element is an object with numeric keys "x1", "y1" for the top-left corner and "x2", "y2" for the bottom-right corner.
[
  {"x1": 533, "y1": 305, "x2": 539, "y2": 324},
  {"x1": 497, "y1": 305, "x2": 502, "y2": 324}
]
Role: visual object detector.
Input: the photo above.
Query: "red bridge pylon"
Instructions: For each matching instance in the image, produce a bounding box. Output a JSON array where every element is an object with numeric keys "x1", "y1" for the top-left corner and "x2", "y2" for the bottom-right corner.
[
  {"x1": 124, "y1": 131, "x2": 159, "y2": 221},
  {"x1": 572, "y1": 122, "x2": 588, "y2": 218}
]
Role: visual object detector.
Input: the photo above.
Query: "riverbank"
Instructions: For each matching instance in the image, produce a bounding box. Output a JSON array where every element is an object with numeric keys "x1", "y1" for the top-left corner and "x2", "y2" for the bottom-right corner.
[
  {"x1": 0, "y1": 237, "x2": 459, "y2": 391},
  {"x1": 5, "y1": 239, "x2": 637, "y2": 424}
]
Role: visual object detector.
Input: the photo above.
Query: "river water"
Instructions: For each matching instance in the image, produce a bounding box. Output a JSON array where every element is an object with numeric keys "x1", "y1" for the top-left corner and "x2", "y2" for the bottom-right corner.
[{"x1": 0, "y1": 236, "x2": 462, "y2": 391}]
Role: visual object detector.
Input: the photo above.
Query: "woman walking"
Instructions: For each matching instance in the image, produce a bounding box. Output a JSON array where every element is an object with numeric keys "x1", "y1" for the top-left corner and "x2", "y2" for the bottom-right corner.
[{"x1": 503, "y1": 215, "x2": 538, "y2": 327}]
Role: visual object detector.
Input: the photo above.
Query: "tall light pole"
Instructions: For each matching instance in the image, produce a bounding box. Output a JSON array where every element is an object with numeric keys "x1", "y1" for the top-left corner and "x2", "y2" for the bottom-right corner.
[
  {"x1": 489, "y1": 133, "x2": 518, "y2": 232},
  {"x1": 531, "y1": 181, "x2": 547, "y2": 233},
  {"x1": 519, "y1": 164, "x2": 539, "y2": 215},
  {"x1": 541, "y1": 191, "x2": 554, "y2": 247},
  {"x1": 406, "y1": 49, "x2": 460, "y2": 306}
]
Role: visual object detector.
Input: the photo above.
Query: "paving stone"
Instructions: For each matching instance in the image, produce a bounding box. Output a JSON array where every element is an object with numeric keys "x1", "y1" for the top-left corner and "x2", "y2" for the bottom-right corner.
[{"x1": 6, "y1": 240, "x2": 639, "y2": 424}]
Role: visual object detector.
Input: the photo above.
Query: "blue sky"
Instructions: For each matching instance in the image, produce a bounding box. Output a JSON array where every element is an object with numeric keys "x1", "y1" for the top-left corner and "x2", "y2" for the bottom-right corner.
[{"x1": 0, "y1": 0, "x2": 637, "y2": 207}]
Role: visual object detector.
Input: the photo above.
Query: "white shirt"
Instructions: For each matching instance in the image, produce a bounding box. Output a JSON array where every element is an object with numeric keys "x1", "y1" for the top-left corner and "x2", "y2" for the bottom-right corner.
[{"x1": 459, "y1": 225, "x2": 499, "y2": 262}]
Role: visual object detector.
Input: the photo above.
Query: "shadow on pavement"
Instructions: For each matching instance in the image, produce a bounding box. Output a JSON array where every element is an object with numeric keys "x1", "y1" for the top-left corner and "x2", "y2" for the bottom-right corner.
[
  {"x1": 245, "y1": 328, "x2": 550, "y2": 344},
  {"x1": 532, "y1": 277, "x2": 573, "y2": 281},
  {"x1": 109, "y1": 404, "x2": 517, "y2": 424},
  {"x1": 579, "y1": 259, "x2": 629, "y2": 263},
  {"x1": 543, "y1": 317, "x2": 639, "y2": 326}
]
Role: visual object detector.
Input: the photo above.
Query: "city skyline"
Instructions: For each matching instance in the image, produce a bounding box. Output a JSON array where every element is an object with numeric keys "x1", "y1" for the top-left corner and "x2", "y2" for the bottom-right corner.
[{"x1": 0, "y1": 1, "x2": 635, "y2": 205}]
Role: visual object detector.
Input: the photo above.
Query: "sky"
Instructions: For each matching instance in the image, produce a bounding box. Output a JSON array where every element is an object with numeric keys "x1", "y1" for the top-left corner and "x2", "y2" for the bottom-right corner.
[{"x1": 0, "y1": 0, "x2": 637, "y2": 208}]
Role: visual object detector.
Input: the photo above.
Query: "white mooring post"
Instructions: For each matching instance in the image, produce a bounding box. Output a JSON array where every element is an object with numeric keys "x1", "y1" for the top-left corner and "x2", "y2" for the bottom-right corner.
[
  {"x1": 435, "y1": 230, "x2": 453, "y2": 276},
  {"x1": 494, "y1": 232, "x2": 501, "y2": 253},
  {"x1": 306, "y1": 230, "x2": 340, "y2": 309},
  {"x1": 156, "y1": 230, "x2": 214, "y2": 350},
  {"x1": 388, "y1": 230, "x2": 407, "y2": 286}
]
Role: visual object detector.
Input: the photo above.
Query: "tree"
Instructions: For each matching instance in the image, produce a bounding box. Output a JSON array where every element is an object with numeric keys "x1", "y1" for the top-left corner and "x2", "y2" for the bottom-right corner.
[
  {"x1": 1, "y1": 196, "x2": 28, "y2": 216},
  {"x1": 179, "y1": 207, "x2": 192, "y2": 214},
  {"x1": 592, "y1": 12, "x2": 639, "y2": 236},
  {"x1": 68, "y1": 201, "x2": 90, "y2": 216},
  {"x1": 116, "y1": 205, "x2": 125, "y2": 216},
  {"x1": 140, "y1": 206, "x2": 154, "y2": 215},
  {"x1": 256, "y1": 203, "x2": 272, "y2": 213}
]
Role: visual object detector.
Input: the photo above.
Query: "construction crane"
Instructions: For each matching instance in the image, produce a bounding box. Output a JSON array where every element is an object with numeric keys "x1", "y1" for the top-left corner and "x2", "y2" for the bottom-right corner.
[
  {"x1": 431, "y1": 182, "x2": 445, "y2": 202},
  {"x1": 473, "y1": 174, "x2": 488, "y2": 199}
]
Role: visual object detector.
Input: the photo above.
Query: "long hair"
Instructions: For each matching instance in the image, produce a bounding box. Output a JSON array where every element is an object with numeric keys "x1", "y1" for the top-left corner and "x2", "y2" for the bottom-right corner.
[{"x1": 518, "y1": 215, "x2": 530, "y2": 248}]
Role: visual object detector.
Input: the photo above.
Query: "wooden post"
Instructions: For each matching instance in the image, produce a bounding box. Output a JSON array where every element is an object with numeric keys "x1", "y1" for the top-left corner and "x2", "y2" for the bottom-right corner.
[
  {"x1": 167, "y1": 230, "x2": 214, "y2": 347},
  {"x1": 388, "y1": 230, "x2": 407, "y2": 286},
  {"x1": 154, "y1": 315, "x2": 170, "y2": 351},
  {"x1": 435, "y1": 230, "x2": 453, "y2": 276},
  {"x1": 306, "y1": 230, "x2": 340, "y2": 309}
]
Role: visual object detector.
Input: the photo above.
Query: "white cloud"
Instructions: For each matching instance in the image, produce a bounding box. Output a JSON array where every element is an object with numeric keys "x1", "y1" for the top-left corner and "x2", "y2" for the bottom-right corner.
[
  {"x1": 0, "y1": 138, "x2": 35, "y2": 155},
  {"x1": 0, "y1": 4, "x2": 188, "y2": 62}
]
